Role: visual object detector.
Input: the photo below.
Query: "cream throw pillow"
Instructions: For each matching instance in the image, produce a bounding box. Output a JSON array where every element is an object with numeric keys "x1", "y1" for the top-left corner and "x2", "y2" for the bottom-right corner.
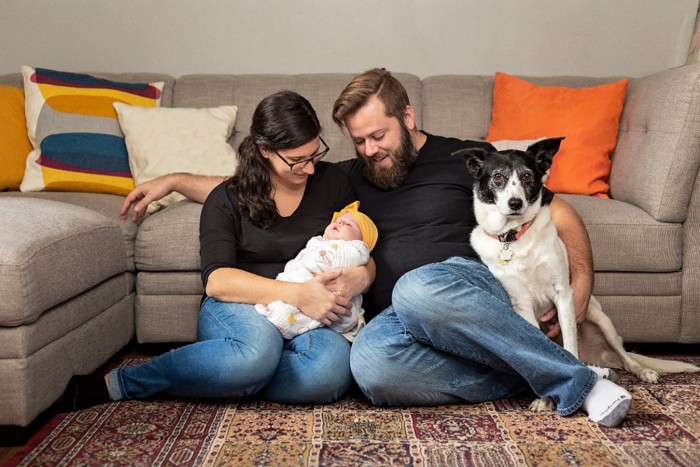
[{"x1": 114, "y1": 103, "x2": 238, "y2": 212}]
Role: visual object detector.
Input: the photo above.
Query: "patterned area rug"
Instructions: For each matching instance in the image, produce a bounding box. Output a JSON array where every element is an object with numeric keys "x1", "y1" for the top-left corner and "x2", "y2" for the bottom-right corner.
[{"x1": 7, "y1": 355, "x2": 700, "y2": 466}]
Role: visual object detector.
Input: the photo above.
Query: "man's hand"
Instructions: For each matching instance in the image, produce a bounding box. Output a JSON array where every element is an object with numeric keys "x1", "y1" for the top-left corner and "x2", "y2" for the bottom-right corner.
[
  {"x1": 539, "y1": 294, "x2": 589, "y2": 341},
  {"x1": 120, "y1": 176, "x2": 175, "y2": 222},
  {"x1": 540, "y1": 308, "x2": 561, "y2": 340},
  {"x1": 325, "y1": 261, "x2": 375, "y2": 299}
]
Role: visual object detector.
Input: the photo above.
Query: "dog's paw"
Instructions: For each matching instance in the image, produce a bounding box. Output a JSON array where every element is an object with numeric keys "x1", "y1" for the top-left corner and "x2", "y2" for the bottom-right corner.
[
  {"x1": 637, "y1": 368, "x2": 660, "y2": 383},
  {"x1": 588, "y1": 365, "x2": 618, "y2": 383},
  {"x1": 530, "y1": 397, "x2": 556, "y2": 412}
]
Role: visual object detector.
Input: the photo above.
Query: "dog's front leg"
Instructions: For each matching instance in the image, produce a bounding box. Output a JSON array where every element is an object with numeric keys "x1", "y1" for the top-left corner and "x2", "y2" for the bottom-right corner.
[
  {"x1": 509, "y1": 292, "x2": 540, "y2": 329},
  {"x1": 553, "y1": 289, "x2": 579, "y2": 359}
]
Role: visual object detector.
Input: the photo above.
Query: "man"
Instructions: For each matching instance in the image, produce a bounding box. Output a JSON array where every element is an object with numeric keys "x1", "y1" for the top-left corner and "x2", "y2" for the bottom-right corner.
[{"x1": 121, "y1": 69, "x2": 632, "y2": 427}]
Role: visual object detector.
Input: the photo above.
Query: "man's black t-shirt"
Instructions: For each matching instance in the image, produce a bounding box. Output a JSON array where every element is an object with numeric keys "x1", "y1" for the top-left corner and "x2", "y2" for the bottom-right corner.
[
  {"x1": 338, "y1": 133, "x2": 494, "y2": 318},
  {"x1": 199, "y1": 161, "x2": 356, "y2": 289}
]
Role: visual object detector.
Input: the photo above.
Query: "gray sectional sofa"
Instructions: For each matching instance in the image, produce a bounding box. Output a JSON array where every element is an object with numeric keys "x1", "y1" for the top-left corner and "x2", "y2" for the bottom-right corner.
[{"x1": 2, "y1": 64, "x2": 700, "y2": 429}]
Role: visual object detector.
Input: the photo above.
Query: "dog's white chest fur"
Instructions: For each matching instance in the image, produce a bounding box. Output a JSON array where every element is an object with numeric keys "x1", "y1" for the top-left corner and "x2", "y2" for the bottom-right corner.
[{"x1": 471, "y1": 206, "x2": 572, "y2": 327}]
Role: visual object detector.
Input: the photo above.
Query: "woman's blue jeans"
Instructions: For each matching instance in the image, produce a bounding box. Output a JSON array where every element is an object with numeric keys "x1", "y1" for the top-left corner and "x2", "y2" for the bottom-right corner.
[
  {"x1": 108, "y1": 297, "x2": 352, "y2": 404},
  {"x1": 350, "y1": 257, "x2": 596, "y2": 416}
]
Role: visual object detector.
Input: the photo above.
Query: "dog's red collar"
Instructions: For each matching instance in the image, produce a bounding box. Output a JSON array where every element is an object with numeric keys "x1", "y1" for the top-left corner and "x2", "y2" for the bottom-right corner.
[{"x1": 484, "y1": 218, "x2": 535, "y2": 243}]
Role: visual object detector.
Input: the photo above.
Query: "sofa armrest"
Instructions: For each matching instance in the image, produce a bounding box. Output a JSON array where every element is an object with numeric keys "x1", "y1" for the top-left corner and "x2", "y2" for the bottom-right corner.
[{"x1": 610, "y1": 63, "x2": 700, "y2": 223}]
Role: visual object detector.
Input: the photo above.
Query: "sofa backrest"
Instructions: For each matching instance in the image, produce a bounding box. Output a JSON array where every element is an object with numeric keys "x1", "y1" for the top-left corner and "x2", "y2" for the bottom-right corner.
[
  {"x1": 173, "y1": 73, "x2": 422, "y2": 164},
  {"x1": 4, "y1": 67, "x2": 700, "y2": 225},
  {"x1": 0, "y1": 74, "x2": 23, "y2": 88},
  {"x1": 421, "y1": 74, "x2": 618, "y2": 141},
  {"x1": 610, "y1": 63, "x2": 700, "y2": 223}
]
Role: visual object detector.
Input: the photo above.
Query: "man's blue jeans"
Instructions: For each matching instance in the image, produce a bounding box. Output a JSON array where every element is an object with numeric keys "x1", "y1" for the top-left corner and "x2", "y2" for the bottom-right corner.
[
  {"x1": 109, "y1": 298, "x2": 352, "y2": 404},
  {"x1": 350, "y1": 257, "x2": 596, "y2": 416}
]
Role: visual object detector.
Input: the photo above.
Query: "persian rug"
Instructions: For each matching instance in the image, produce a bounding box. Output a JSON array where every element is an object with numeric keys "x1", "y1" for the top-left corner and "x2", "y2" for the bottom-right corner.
[{"x1": 6, "y1": 354, "x2": 700, "y2": 466}]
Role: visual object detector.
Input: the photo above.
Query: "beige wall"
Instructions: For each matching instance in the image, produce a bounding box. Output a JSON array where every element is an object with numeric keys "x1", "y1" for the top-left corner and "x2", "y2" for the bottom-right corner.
[{"x1": 0, "y1": 0, "x2": 698, "y2": 78}]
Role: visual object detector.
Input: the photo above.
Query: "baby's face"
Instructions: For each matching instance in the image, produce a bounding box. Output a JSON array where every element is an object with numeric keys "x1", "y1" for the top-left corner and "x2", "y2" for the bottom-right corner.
[{"x1": 324, "y1": 212, "x2": 363, "y2": 242}]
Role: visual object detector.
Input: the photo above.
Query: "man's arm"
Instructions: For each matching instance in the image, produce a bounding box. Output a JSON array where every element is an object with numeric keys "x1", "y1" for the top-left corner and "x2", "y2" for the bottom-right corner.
[
  {"x1": 540, "y1": 195, "x2": 594, "y2": 337},
  {"x1": 119, "y1": 173, "x2": 226, "y2": 222}
]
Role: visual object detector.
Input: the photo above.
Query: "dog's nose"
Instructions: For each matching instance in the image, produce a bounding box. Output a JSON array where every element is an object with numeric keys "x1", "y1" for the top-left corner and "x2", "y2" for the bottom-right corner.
[{"x1": 508, "y1": 198, "x2": 523, "y2": 211}]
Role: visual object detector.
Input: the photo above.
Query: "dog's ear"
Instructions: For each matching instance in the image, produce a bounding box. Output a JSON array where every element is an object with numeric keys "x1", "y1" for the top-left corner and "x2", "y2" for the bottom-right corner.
[
  {"x1": 452, "y1": 147, "x2": 490, "y2": 177},
  {"x1": 527, "y1": 137, "x2": 565, "y2": 174}
]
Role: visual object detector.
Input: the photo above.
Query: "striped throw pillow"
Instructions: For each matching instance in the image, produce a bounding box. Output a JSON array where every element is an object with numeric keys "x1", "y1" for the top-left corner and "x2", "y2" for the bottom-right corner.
[{"x1": 20, "y1": 66, "x2": 164, "y2": 195}]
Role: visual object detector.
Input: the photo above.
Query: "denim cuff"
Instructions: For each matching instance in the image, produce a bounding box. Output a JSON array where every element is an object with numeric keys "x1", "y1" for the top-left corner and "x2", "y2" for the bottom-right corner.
[
  {"x1": 558, "y1": 369, "x2": 598, "y2": 417},
  {"x1": 107, "y1": 368, "x2": 125, "y2": 401}
]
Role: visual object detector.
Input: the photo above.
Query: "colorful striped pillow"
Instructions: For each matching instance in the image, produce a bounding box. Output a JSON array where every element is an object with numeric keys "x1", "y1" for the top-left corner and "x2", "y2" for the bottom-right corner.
[{"x1": 20, "y1": 66, "x2": 164, "y2": 195}]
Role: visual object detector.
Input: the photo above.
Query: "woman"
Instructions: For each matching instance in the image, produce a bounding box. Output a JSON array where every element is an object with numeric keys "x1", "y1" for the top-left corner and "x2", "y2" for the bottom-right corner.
[{"x1": 60, "y1": 91, "x2": 371, "y2": 409}]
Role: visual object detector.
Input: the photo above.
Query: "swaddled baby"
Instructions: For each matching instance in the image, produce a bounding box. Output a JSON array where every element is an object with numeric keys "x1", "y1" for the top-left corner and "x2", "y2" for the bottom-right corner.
[{"x1": 255, "y1": 201, "x2": 378, "y2": 341}]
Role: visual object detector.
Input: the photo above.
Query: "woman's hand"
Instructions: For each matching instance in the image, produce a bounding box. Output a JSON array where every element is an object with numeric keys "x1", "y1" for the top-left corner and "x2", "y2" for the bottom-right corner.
[
  {"x1": 295, "y1": 270, "x2": 352, "y2": 326},
  {"x1": 120, "y1": 174, "x2": 225, "y2": 222},
  {"x1": 120, "y1": 175, "x2": 176, "y2": 222}
]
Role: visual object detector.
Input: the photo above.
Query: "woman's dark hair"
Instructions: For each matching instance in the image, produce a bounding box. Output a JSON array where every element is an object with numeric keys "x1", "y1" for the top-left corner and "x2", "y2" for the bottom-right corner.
[{"x1": 228, "y1": 91, "x2": 322, "y2": 229}]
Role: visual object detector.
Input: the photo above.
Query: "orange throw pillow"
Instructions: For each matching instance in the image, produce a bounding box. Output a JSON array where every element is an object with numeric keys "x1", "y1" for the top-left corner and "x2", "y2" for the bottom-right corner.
[
  {"x1": 486, "y1": 72, "x2": 628, "y2": 198},
  {"x1": 0, "y1": 85, "x2": 32, "y2": 191}
]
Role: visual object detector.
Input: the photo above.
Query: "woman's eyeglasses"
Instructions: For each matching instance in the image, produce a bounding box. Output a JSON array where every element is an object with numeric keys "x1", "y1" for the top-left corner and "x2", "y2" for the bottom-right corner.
[{"x1": 272, "y1": 137, "x2": 330, "y2": 173}]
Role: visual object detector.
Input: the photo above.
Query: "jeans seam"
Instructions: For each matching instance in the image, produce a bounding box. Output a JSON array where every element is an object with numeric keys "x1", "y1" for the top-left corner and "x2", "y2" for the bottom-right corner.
[
  {"x1": 281, "y1": 332, "x2": 314, "y2": 361},
  {"x1": 201, "y1": 298, "x2": 237, "y2": 340}
]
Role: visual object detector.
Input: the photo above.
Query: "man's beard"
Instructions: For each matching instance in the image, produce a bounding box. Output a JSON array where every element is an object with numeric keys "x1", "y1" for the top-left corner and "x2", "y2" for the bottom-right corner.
[{"x1": 359, "y1": 126, "x2": 418, "y2": 190}]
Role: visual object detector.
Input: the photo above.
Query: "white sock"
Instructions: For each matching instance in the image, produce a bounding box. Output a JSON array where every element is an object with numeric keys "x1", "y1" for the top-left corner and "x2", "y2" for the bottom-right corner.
[{"x1": 582, "y1": 378, "x2": 632, "y2": 427}]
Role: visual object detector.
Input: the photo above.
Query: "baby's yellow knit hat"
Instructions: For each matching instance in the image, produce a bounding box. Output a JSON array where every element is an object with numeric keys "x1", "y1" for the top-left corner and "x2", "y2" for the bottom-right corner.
[{"x1": 331, "y1": 201, "x2": 378, "y2": 251}]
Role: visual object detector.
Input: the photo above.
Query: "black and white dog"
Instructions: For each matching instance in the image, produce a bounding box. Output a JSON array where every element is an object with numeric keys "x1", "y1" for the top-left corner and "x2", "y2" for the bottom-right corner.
[{"x1": 454, "y1": 138, "x2": 699, "y2": 411}]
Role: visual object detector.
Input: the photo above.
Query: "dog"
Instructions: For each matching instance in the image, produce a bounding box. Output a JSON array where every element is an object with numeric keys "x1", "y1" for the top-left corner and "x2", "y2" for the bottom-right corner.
[{"x1": 453, "y1": 137, "x2": 700, "y2": 411}]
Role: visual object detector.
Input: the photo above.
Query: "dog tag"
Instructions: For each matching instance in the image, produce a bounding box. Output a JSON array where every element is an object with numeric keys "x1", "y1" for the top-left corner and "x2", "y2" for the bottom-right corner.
[{"x1": 499, "y1": 243, "x2": 514, "y2": 264}]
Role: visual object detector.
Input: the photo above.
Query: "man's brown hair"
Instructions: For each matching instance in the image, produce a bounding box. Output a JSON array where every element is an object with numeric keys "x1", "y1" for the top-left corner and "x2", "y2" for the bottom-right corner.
[{"x1": 333, "y1": 68, "x2": 411, "y2": 129}]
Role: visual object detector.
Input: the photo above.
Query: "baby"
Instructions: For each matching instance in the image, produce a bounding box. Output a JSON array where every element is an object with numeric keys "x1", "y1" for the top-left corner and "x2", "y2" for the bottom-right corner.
[{"x1": 255, "y1": 201, "x2": 378, "y2": 341}]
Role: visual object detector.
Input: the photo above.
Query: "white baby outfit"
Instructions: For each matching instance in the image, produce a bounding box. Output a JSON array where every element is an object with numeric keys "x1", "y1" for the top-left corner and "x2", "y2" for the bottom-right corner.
[{"x1": 255, "y1": 235, "x2": 370, "y2": 341}]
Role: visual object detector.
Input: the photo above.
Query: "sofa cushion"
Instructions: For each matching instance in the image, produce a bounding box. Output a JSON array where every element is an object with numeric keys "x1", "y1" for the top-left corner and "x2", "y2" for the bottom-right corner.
[
  {"x1": 0, "y1": 85, "x2": 32, "y2": 190},
  {"x1": 561, "y1": 194, "x2": 683, "y2": 272},
  {"x1": 0, "y1": 191, "x2": 139, "y2": 271},
  {"x1": 136, "y1": 293, "x2": 201, "y2": 343},
  {"x1": 114, "y1": 104, "x2": 239, "y2": 212},
  {"x1": 0, "y1": 274, "x2": 130, "y2": 359},
  {"x1": 0, "y1": 198, "x2": 127, "y2": 326},
  {"x1": 135, "y1": 201, "x2": 203, "y2": 271},
  {"x1": 20, "y1": 66, "x2": 165, "y2": 196}
]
